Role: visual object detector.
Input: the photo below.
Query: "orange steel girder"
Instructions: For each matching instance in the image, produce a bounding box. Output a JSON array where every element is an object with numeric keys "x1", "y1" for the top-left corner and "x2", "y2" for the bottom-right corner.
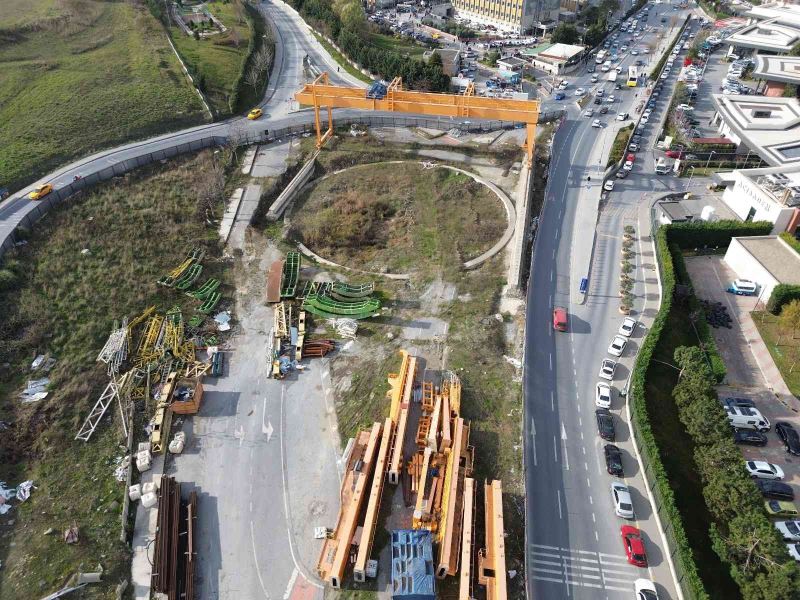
[{"x1": 295, "y1": 73, "x2": 540, "y2": 165}]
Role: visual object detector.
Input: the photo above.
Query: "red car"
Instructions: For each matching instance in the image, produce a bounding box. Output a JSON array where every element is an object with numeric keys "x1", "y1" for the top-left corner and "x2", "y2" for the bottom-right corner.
[
  {"x1": 553, "y1": 307, "x2": 568, "y2": 332},
  {"x1": 621, "y1": 525, "x2": 648, "y2": 567},
  {"x1": 665, "y1": 150, "x2": 683, "y2": 158}
]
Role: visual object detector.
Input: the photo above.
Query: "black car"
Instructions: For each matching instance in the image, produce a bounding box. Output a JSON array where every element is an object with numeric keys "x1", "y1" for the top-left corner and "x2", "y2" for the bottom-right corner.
[
  {"x1": 722, "y1": 396, "x2": 756, "y2": 409},
  {"x1": 616, "y1": 169, "x2": 629, "y2": 179},
  {"x1": 734, "y1": 429, "x2": 768, "y2": 446},
  {"x1": 594, "y1": 97, "x2": 603, "y2": 105},
  {"x1": 604, "y1": 444, "x2": 624, "y2": 476},
  {"x1": 596, "y1": 408, "x2": 615, "y2": 441},
  {"x1": 599, "y1": 106, "x2": 609, "y2": 114},
  {"x1": 756, "y1": 480, "x2": 795, "y2": 501},
  {"x1": 776, "y1": 422, "x2": 800, "y2": 456}
]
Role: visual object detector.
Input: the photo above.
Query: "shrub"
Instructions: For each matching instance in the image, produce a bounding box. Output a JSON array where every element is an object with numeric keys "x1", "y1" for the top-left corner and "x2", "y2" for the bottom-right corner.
[
  {"x1": 780, "y1": 231, "x2": 800, "y2": 256},
  {"x1": 0, "y1": 269, "x2": 17, "y2": 291},
  {"x1": 767, "y1": 283, "x2": 800, "y2": 315},
  {"x1": 666, "y1": 220, "x2": 773, "y2": 250}
]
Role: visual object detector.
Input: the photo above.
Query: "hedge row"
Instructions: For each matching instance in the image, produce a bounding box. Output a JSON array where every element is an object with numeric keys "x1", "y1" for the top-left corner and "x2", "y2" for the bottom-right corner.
[
  {"x1": 228, "y1": 3, "x2": 260, "y2": 114},
  {"x1": 649, "y1": 16, "x2": 689, "y2": 81},
  {"x1": 780, "y1": 231, "x2": 800, "y2": 255},
  {"x1": 666, "y1": 220, "x2": 773, "y2": 250},
  {"x1": 767, "y1": 283, "x2": 800, "y2": 315},
  {"x1": 630, "y1": 227, "x2": 710, "y2": 599}
]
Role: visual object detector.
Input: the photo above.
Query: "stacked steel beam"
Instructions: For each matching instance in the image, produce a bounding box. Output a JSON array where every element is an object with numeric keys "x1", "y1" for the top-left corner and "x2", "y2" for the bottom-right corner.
[{"x1": 152, "y1": 476, "x2": 196, "y2": 600}]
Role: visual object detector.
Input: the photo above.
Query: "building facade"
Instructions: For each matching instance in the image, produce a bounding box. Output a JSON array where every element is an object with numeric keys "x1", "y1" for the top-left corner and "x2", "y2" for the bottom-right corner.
[{"x1": 451, "y1": 0, "x2": 559, "y2": 34}]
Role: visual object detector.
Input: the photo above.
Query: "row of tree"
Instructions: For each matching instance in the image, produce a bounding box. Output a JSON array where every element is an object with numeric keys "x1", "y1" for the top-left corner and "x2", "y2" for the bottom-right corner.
[
  {"x1": 670, "y1": 346, "x2": 800, "y2": 599},
  {"x1": 289, "y1": 0, "x2": 450, "y2": 91}
]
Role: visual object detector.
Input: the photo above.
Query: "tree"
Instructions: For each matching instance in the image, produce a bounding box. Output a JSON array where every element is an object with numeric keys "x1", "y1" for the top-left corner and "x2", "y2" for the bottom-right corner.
[
  {"x1": 790, "y1": 41, "x2": 800, "y2": 57},
  {"x1": 584, "y1": 23, "x2": 606, "y2": 47},
  {"x1": 551, "y1": 23, "x2": 579, "y2": 45},
  {"x1": 779, "y1": 299, "x2": 800, "y2": 339}
]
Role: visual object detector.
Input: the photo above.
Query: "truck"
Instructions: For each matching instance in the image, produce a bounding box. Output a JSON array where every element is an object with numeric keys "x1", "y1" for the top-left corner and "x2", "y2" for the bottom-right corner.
[
  {"x1": 655, "y1": 157, "x2": 671, "y2": 174},
  {"x1": 608, "y1": 70, "x2": 618, "y2": 82},
  {"x1": 726, "y1": 406, "x2": 770, "y2": 432},
  {"x1": 595, "y1": 49, "x2": 608, "y2": 64}
]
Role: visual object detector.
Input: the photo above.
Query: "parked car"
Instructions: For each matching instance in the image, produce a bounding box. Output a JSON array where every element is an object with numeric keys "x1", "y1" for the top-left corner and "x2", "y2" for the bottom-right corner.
[
  {"x1": 722, "y1": 396, "x2": 755, "y2": 409},
  {"x1": 775, "y1": 520, "x2": 800, "y2": 542},
  {"x1": 603, "y1": 180, "x2": 615, "y2": 191},
  {"x1": 592, "y1": 119, "x2": 603, "y2": 128},
  {"x1": 585, "y1": 108, "x2": 595, "y2": 117},
  {"x1": 787, "y1": 543, "x2": 800, "y2": 562},
  {"x1": 734, "y1": 430, "x2": 768, "y2": 446},
  {"x1": 596, "y1": 382, "x2": 612, "y2": 408},
  {"x1": 616, "y1": 169, "x2": 629, "y2": 179},
  {"x1": 596, "y1": 408, "x2": 615, "y2": 441},
  {"x1": 746, "y1": 461, "x2": 785, "y2": 480},
  {"x1": 599, "y1": 358, "x2": 617, "y2": 380},
  {"x1": 617, "y1": 112, "x2": 629, "y2": 121},
  {"x1": 604, "y1": 444, "x2": 624, "y2": 476},
  {"x1": 621, "y1": 525, "x2": 648, "y2": 567},
  {"x1": 756, "y1": 480, "x2": 795, "y2": 501},
  {"x1": 553, "y1": 306, "x2": 568, "y2": 331},
  {"x1": 776, "y1": 422, "x2": 800, "y2": 456},
  {"x1": 608, "y1": 335, "x2": 627, "y2": 356},
  {"x1": 766, "y1": 500, "x2": 799, "y2": 517},
  {"x1": 612, "y1": 482, "x2": 635, "y2": 519},
  {"x1": 619, "y1": 317, "x2": 637, "y2": 337}
]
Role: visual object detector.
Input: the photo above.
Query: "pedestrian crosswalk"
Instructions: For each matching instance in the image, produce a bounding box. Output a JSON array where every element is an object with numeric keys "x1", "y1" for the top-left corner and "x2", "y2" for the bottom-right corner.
[{"x1": 529, "y1": 543, "x2": 643, "y2": 595}]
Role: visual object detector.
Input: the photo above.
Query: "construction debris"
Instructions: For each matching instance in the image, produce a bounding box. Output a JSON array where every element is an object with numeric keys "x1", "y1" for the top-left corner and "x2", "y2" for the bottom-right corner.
[
  {"x1": 19, "y1": 378, "x2": 49, "y2": 403},
  {"x1": 213, "y1": 311, "x2": 231, "y2": 331},
  {"x1": 113, "y1": 456, "x2": 130, "y2": 482},
  {"x1": 331, "y1": 318, "x2": 358, "y2": 338},
  {"x1": 169, "y1": 431, "x2": 187, "y2": 454}
]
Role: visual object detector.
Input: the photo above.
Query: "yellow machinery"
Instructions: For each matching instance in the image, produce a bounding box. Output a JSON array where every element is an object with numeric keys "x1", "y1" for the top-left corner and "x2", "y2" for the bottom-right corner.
[
  {"x1": 459, "y1": 477, "x2": 476, "y2": 600},
  {"x1": 388, "y1": 351, "x2": 416, "y2": 484},
  {"x1": 478, "y1": 480, "x2": 508, "y2": 600},
  {"x1": 295, "y1": 73, "x2": 541, "y2": 166}
]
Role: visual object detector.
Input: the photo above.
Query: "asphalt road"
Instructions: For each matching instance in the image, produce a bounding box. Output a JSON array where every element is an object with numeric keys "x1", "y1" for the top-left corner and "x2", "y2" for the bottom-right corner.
[{"x1": 523, "y1": 3, "x2": 697, "y2": 598}]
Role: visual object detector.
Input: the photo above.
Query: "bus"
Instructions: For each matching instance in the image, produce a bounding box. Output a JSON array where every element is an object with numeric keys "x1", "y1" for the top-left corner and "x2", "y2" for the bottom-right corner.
[
  {"x1": 595, "y1": 49, "x2": 608, "y2": 64},
  {"x1": 627, "y1": 66, "x2": 638, "y2": 87}
]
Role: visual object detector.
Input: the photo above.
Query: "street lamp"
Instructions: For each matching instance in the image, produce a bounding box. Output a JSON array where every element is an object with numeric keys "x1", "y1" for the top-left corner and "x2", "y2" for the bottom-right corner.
[
  {"x1": 704, "y1": 150, "x2": 716, "y2": 171},
  {"x1": 686, "y1": 164, "x2": 696, "y2": 192}
]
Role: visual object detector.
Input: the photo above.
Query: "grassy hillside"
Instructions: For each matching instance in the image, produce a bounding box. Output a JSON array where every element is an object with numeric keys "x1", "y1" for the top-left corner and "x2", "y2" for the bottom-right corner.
[
  {"x1": 0, "y1": 150, "x2": 227, "y2": 599},
  {"x1": 0, "y1": 0, "x2": 207, "y2": 192}
]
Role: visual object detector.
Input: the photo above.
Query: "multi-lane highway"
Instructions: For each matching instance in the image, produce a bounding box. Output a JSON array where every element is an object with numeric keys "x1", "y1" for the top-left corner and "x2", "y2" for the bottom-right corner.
[{"x1": 524, "y1": 3, "x2": 696, "y2": 598}]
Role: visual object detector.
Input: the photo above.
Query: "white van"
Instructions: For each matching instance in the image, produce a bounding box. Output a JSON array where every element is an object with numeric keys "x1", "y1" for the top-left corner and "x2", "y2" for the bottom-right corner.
[
  {"x1": 655, "y1": 158, "x2": 670, "y2": 174},
  {"x1": 726, "y1": 406, "x2": 771, "y2": 432}
]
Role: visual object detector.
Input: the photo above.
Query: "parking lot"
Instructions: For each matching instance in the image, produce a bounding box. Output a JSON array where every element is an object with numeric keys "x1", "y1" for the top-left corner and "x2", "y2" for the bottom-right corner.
[{"x1": 686, "y1": 255, "x2": 800, "y2": 522}]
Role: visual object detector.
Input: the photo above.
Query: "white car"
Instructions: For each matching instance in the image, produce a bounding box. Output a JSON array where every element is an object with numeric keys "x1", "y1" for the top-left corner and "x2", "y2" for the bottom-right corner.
[
  {"x1": 631, "y1": 49, "x2": 639, "y2": 55},
  {"x1": 776, "y1": 520, "x2": 800, "y2": 542},
  {"x1": 616, "y1": 112, "x2": 629, "y2": 121},
  {"x1": 592, "y1": 119, "x2": 602, "y2": 128},
  {"x1": 607, "y1": 95, "x2": 616, "y2": 103},
  {"x1": 619, "y1": 317, "x2": 637, "y2": 337},
  {"x1": 608, "y1": 335, "x2": 627, "y2": 356},
  {"x1": 660, "y1": 72, "x2": 668, "y2": 79},
  {"x1": 596, "y1": 382, "x2": 612, "y2": 408},
  {"x1": 591, "y1": 75, "x2": 599, "y2": 83},
  {"x1": 603, "y1": 180, "x2": 615, "y2": 191},
  {"x1": 624, "y1": 159, "x2": 634, "y2": 171},
  {"x1": 745, "y1": 461, "x2": 785, "y2": 480},
  {"x1": 788, "y1": 543, "x2": 800, "y2": 562},
  {"x1": 635, "y1": 578, "x2": 659, "y2": 600},
  {"x1": 641, "y1": 114, "x2": 650, "y2": 123},
  {"x1": 621, "y1": 45, "x2": 628, "y2": 51},
  {"x1": 575, "y1": 87, "x2": 586, "y2": 96},
  {"x1": 599, "y1": 358, "x2": 617, "y2": 380},
  {"x1": 585, "y1": 108, "x2": 595, "y2": 117},
  {"x1": 611, "y1": 482, "x2": 635, "y2": 519}
]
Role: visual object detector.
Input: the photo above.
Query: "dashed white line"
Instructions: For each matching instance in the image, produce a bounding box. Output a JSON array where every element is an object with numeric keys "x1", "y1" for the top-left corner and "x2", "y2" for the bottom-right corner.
[{"x1": 557, "y1": 490, "x2": 563, "y2": 519}]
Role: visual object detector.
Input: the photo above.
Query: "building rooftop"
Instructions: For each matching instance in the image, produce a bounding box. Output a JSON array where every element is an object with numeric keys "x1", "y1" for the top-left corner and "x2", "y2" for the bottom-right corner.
[
  {"x1": 725, "y1": 18, "x2": 800, "y2": 53},
  {"x1": 712, "y1": 94, "x2": 800, "y2": 166},
  {"x1": 497, "y1": 56, "x2": 526, "y2": 67},
  {"x1": 746, "y1": 2, "x2": 800, "y2": 28},
  {"x1": 538, "y1": 42, "x2": 584, "y2": 61},
  {"x1": 753, "y1": 55, "x2": 800, "y2": 84},
  {"x1": 658, "y1": 201, "x2": 691, "y2": 222},
  {"x1": 735, "y1": 235, "x2": 800, "y2": 285}
]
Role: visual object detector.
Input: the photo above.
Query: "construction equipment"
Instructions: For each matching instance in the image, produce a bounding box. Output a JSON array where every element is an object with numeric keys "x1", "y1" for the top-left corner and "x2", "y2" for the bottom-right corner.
[
  {"x1": 388, "y1": 352, "x2": 417, "y2": 484},
  {"x1": 302, "y1": 292, "x2": 380, "y2": 320},
  {"x1": 188, "y1": 278, "x2": 220, "y2": 300},
  {"x1": 295, "y1": 73, "x2": 541, "y2": 166},
  {"x1": 459, "y1": 478, "x2": 476, "y2": 600},
  {"x1": 75, "y1": 371, "x2": 133, "y2": 441},
  {"x1": 280, "y1": 252, "x2": 301, "y2": 298},
  {"x1": 302, "y1": 339, "x2": 335, "y2": 358},
  {"x1": 170, "y1": 376, "x2": 204, "y2": 415},
  {"x1": 478, "y1": 480, "x2": 507, "y2": 600},
  {"x1": 158, "y1": 248, "x2": 204, "y2": 287},
  {"x1": 152, "y1": 476, "x2": 197, "y2": 600},
  {"x1": 175, "y1": 264, "x2": 203, "y2": 291},
  {"x1": 330, "y1": 281, "x2": 374, "y2": 300},
  {"x1": 266, "y1": 259, "x2": 284, "y2": 304}
]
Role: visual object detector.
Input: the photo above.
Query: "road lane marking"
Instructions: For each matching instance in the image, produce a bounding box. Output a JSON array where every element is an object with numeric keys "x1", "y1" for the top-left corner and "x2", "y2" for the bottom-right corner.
[
  {"x1": 250, "y1": 521, "x2": 272, "y2": 599},
  {"x1": 557, "y1": 490, "x2": 563, "y2": 519},
  {"x1": 283, "y1": 568, "x2": 299, "y2": 600},
  {"x1": 551, "y1": 390, "x2": 555, "y2": 411},
  {"x1": 549, "y1": 354, "x2": 553, "y2": 371},
  {"x1": 553, "y1": 435, "x2": 558, "y2": 463}
]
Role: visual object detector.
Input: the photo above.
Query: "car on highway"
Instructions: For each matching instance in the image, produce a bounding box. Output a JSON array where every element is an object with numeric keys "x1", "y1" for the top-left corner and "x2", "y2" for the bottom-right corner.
[
  {"x1": 766, "y1": 500, "x2": 799, "y2": 518},
  {"x1": 596, "y1": 408, "x2": 615, "y2": 441},
  {"x1": 591, "y1": 75, "x2": 599, "y2": 83},
  {"x1": 617, "y1": 112, "x2": 629, "y2": 120},
  {"x1": 575, "y1": 87, "x2": 586, "y2": 96},
  {"x1": 621, "y1": 525, "x2": 648, "y2": 567},
  {"x1": 776, "y1": 520, "x2": 800, "y2": 542},
  {"x1": 776, "y1": 422, "x2": 800, "y2": 456},
  {"x1": 603, "y1": 180, "x2": 615, "y2": 191},
  {"x1": 605, "y1": 443, "x2": 624, "y2": 476},
  {"x1": 599, "y1": 105, "x2": 609, "y2": 115},
  {"x1": 592, "y1": 119, "x2": 602, "y2": 128},
  {"x1": 734, "y1": 429, "x2": 768, "y2": 446},
  {"x1": 584, "y1": 108, "x2": 595, "y2": 117},
  {"x1": 594, "y1": 96, "x2": 603, "y2": 104},
  {"x1": 553, "y1": 306, "x2": 568, "y2": 331},
  {"x1": 599, "y1": 358, "x2": 617, "y2": 380},
  {"x1": 756, "y1": 480, "x2": 795, "y2": 501},
  {"x1": 247, "y1": 108, "x2": 263, "y2": 120},
  {"x1": 619, "y1": 317, "x2": 637, "y2": 337},
  {"x1": 788, "y1": 543, "x2": 800, "y2": 562},
  {"x1": 555, "y1": 91, "x2": 566, "y2": 100},
  {"x1": 596, "y1": 382, "x2": 612, "y2": 408},
  {"x1": 612, "y1": 482, "x2": 635, "y2": 519},
  {"x1": 607, "y1": 95, "x2": 616, "y2": 103},
  {"x1": 635, "y1": 578, "x2": 659, "y2": 600},
  {"x1": 746, "y1": 461, "x2": 785, "y2": 480},
  {"x1": 608, "y1": 335, "x2": 627, "y2": 356},
  {"x1": 28, "y1": 183, "x2": 53, "y2": 200}
]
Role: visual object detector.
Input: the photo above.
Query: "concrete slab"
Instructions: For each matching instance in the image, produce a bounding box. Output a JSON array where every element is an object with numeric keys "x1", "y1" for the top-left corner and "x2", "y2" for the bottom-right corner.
[
  {"x1": 219, "y1": 188, "x2": 244, "y2": 243},
  {"x1": 227, "y1": 184, "x2": 261, "y2": 251},
  {"x1": 251, "y1": 140, "x2": 293, "y2": 178},
  {"x1": 241, "y1": 148, "x2": 257, "y2": 175}
]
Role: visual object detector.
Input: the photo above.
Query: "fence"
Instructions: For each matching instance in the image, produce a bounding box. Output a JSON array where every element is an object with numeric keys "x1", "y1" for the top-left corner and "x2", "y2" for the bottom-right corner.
[{"x1": 0, "y1": 110, "x2": 563, "y2": 262}]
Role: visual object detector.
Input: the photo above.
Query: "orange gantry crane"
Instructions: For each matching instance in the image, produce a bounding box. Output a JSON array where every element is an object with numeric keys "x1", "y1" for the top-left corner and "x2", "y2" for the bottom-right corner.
[{"x1": 294, "y1": 73, "x2": 541, "y2": 165}]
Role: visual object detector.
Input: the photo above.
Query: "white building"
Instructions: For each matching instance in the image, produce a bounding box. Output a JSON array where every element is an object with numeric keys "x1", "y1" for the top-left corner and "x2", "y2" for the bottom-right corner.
[
  {"x1": 724, "y1": 17, "x2": 800, "y2": 54},
  {"x1": 724, "y1": 235, "x2": 800, "y2": 303},
  {"x1": 717, "y1": 169, "x2": 800, "y2": 233}
]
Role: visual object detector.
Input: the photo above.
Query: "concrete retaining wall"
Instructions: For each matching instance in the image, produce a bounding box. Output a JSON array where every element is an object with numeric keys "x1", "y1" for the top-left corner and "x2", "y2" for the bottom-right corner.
[{"x1": 266, "y1": 152, "x2": 318, "y2": 221}]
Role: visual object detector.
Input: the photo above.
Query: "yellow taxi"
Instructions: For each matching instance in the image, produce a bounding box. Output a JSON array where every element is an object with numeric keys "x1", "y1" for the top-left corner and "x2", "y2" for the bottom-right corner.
[
  {"x1": 28, "y1": 183, "x2": 53, "y2": 200},
  {"x1": 247, "y1": 108, "x2": 263, "y2": 120}
]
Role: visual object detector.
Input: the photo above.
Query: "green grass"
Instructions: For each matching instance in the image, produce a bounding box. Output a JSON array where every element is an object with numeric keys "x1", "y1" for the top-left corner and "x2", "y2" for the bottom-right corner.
[
  {"x1": 644, "y1": 306, "x2": 742, "y2": 598},
  {"x1": 1, "y1": 0, "x2": 60, "y2": 28},
  {"x1": 607, "y1": 124, "x2": 634, "y2": 167},
  {"x1": 289, "y1": 162, "x2": 506, "y2": 278},
  {"x1": 170, "y1": 0, "x2": 253, "y2": 115},
  {"x1": 367, "y1": 31, "x2": 426, "y2": 58},
  {"x1": 0, "y1": 0, "x2": 207, "y2": 193},
  {"x1": 752, "y1": 312, "x2": 800, "y2": 396},
  {"x1": 0, "y1": 150, "x2": 227, "y2": 599},
  {"x1": 311, "y1": 31, "x2": 372, "y2": 84}
]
